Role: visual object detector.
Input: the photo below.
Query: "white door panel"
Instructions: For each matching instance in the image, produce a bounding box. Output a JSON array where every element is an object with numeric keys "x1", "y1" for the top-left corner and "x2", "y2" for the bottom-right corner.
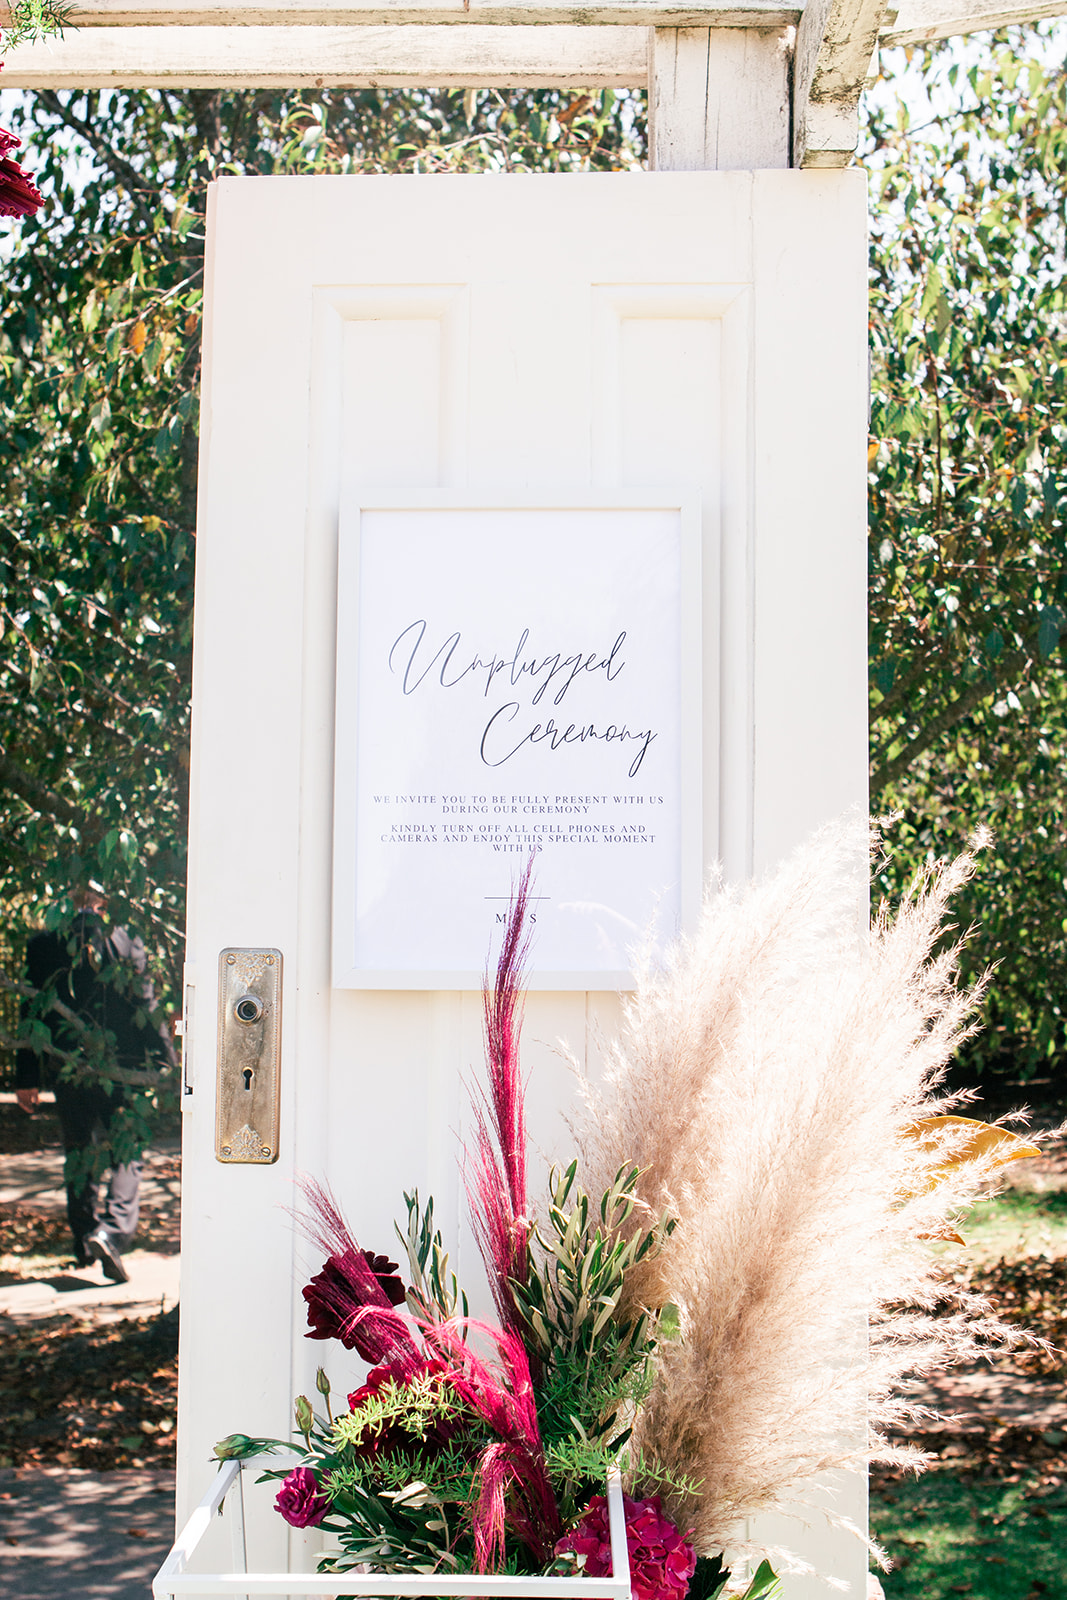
[{"x1": 181, "y1": 170, "x2": 869, "y2": 1594}]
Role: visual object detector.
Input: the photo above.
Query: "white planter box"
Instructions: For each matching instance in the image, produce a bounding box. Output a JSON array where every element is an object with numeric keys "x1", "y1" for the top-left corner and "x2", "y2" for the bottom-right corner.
[{"x1": 153, "y1": 1461, "x2": 631, "y2": 1600}]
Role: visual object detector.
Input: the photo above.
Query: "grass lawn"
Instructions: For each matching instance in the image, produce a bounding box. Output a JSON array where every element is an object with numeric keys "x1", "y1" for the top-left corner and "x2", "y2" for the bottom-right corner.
[
  {"x1": 871, "y1": 1469, "x2": 1067, "y2": 1599},
  {"x1": 872, "y1": 1161, "x2": 1067, "y2": 1600},
  {"x1": 958, "y1": 1187, "x2": 1067, "y2": 1264}
]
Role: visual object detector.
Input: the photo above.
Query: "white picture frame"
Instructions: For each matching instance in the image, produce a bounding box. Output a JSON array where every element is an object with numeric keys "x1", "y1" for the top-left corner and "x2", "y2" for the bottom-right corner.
[{"x1": 332, "y1": 491, "x2": 702, "y2": 989}]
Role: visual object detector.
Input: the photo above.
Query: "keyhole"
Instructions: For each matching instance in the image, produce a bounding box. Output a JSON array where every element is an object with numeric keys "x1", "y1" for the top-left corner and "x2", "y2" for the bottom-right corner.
[{"x1": 242, "y1": 1067, "x2": 254, "y2": 1092}]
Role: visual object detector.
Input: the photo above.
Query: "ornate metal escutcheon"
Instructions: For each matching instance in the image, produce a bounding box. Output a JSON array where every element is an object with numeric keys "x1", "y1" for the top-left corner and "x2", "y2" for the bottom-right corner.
[{"x1": 215, "y1": 947, "x2": 282, "y2": 1164}]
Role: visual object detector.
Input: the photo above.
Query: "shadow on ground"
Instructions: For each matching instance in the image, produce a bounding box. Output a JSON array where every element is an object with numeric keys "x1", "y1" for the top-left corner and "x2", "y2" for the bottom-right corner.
[{"x1": 0, "y1": 1466, "x2": 174, "y2": 1599}]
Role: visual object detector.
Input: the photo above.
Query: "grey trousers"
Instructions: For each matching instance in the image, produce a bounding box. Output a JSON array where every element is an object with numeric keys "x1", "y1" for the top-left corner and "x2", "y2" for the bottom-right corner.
[{"x1": 55, "y1": 1082, "x2": 142, "y2": 1253}]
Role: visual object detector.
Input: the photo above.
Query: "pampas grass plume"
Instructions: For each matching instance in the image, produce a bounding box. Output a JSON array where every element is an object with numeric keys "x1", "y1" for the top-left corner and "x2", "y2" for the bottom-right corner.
[{"x1": 572, "y1": 819, "x2": 1045, "y2": 1565}]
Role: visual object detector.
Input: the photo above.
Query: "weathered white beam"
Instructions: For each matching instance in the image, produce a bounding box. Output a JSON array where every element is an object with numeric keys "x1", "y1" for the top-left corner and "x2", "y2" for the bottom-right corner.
[
  {"x1": 12, "y1": 0, "x2": 801, "y2": 22},
  {"x1": 0, "y1": 22, "x2": 652, "y2": 85},
  {"x1": 881, "y1": 0, "x2": 1067, "y2": 43},
  {"x1": 793, "y1": 0, "x2": 891, "y2": 167},
  {"x1": 648, "y1": 25, "x2": 789, "y2": 168}
]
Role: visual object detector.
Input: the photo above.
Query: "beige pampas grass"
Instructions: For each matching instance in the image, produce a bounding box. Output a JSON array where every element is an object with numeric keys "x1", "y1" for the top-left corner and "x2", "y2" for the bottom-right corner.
[{"x1": 572, "y1": 818, "x2": 1044, "y2": 1568}]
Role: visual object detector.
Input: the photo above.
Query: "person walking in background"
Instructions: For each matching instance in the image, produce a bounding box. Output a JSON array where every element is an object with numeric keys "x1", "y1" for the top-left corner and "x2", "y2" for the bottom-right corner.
[{"x1": 14, "y1": 886, "x2": 176, "y2": 1284}]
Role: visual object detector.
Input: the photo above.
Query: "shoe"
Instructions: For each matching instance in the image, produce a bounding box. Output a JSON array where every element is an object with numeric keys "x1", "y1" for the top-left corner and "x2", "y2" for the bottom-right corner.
[
  {"x1": 73, "y1": 1241, "x2": 91, "y2": 1269},
  {"x1": 86, "y1": 1228, "x2": 130, "y2": 1284}
]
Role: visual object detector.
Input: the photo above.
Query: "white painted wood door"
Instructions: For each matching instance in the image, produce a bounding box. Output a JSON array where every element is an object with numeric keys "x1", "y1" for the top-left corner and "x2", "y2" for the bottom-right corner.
[{"x1": 179, "y1": 170, "x2": 869, "y2": 1594}]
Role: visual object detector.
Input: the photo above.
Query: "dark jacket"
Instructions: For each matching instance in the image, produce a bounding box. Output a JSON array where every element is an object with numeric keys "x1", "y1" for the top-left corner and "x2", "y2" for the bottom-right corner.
[{"x1": 15, "y1": 913, "x2": 175, "y2": 1091}]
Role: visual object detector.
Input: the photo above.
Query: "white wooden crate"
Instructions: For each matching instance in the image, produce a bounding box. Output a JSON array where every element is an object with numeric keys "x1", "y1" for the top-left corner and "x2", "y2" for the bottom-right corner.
[{"x1": 154, "y1": 1460, "x2": 631, "y2": 1599}]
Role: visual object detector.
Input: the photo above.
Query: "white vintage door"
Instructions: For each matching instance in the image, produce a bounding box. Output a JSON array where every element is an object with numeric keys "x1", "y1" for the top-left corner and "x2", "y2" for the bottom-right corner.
[{"x1": 179, "y1": 170, "x2": 869, "y2": 1593}]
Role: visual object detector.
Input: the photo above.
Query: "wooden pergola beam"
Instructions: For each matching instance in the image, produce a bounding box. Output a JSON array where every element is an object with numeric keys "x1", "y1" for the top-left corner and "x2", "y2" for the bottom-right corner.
[
  {"x1": 0, "y1": 21, "x2": 653, "y2": 84},
  {"x1": 882, "y1": 0, "x2": 1067, "y2": 43},
  {"x1": 792, "y1": 0, "x2": 890, "y2": 166},
  {"x1": 1, "y1": 0, "x2": 802, "y2": 23},
  {"x1": 7, "y1": 0, "x2": 1061, "y2": 29},
  {"x1": 3, "y1": 0, "x2": 1064, "y2": 164}
]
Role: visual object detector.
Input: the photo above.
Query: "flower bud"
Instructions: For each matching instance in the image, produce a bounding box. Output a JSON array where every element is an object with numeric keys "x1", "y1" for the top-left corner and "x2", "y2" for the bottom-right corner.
[
  {"x1": 315, "y1": 1367, "x2": 331, "y2": 1398},
  {"x1": 294, "y1": 1394, "x2": 314, "y2": 1436},
  {"x1": 214, "y1": 1433, "x2": 255, "y2": 1460}
]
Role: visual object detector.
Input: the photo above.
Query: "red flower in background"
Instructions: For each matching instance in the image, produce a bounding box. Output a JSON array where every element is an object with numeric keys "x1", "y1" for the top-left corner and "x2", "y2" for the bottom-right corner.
[
  {"x1": 555, "y1": 1494, "x2": 695, "y2": 1600},
  {"x1": 344, "y1": 1357, "x2": 467, "y2": 1462},
  {"x1": 0, "y1": 137, "x2": 44, "y2": 214},
  {"x1": 0, "y1": 68, "x2": 44, "y2": 219}
]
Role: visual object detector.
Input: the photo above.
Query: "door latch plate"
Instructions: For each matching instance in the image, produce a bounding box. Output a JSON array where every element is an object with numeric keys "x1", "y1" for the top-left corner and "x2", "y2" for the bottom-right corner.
[{"x1": 215, "y1": 947, "x2": 282, "y2": 1164}]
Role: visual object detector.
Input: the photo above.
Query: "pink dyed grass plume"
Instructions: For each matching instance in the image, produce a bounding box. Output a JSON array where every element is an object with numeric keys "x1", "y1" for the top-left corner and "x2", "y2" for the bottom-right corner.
[
  {"x1": 427, "y1": 1317, "x2": 561, "y2": 1569},
  {"x1": 466, "y1": 857, "x2": 536, "y2": 1344}
]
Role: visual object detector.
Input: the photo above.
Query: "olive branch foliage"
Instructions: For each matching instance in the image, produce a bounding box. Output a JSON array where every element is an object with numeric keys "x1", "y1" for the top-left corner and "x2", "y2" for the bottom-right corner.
[
  {"x1": 510, "y1": 1160, "x2": 675, "y2": 1459},
  {"x1": 397, "y1": 1190, "x2": 470, "y2": 1324}
]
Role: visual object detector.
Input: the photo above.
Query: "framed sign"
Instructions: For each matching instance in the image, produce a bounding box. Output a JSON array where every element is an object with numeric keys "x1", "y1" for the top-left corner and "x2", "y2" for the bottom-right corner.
[{"x1": 332, "y1": 492, "x2": 702, "y2": 988}]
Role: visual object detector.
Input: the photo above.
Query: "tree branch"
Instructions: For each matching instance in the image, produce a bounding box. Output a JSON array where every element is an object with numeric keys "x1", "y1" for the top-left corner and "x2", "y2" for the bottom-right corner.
[
  {"x1": 871, "y1": 654, "x2": 938, "y2": 723},
  {"x1": 869, "y1": 646, "x2": 1029, "y2": 796},
  {"x1": 0, "y1": 970, "x2": 166, "y2": 1087},
  {"x1": 35, "y1": 90, "x2": 161, "y2": 238},
  {"x1": 0, "y1": 741, "x2": 101, "y2": 839}
]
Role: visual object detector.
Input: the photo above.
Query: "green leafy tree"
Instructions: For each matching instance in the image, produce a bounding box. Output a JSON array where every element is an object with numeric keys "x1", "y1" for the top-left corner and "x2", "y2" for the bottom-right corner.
[
  {"x1": 862, "y1": 27, "x2": 1067, "y2": 1088},
  {"x1": 13, "y1": 32, "x2": 1064, "y2": 1115},
  {"x1": 0, "y1": 86, "x2": 643, "y2": 1127}
]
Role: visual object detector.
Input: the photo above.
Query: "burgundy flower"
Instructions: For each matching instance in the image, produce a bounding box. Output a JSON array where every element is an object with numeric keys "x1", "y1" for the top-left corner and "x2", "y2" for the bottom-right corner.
[
  {"x1": 344, "y1": 1358, "x2": 467, "y2": 1461},
  {"x1": 555, "y1": 1494, "x2": 695, "y2": 1600},
  {"x1": 274, "y1": 1466, "x2": 330, "y2": 1529},
  {"x1": 299, "y1": 1182, "x2": 427, "y2": 1375},
  {"x1": 0, "y1": 153, "x2": 44, "y2": 218},
  {"x1": 364, "y1": 1251, "x2": 407, "y2": 1306},
  {"x1": 303, "y1": 1248, "x2": 407, "y2": 1351},
  {"x1": 0, "y1": 105, "x2": 43, "y2": 220}
]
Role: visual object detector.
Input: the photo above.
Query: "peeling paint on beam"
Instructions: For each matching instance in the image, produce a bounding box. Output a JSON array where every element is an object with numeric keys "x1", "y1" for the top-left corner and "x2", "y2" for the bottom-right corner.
[
  {"x1": 880, "y1": 0, "x2": 1067, "y2": 43},
  {"x1": 0, "y1": 22, "x2": 653, "y2": 86},
  {"x1": 47, "y1": 0, "x2": 801, "y2": 23},
  {"x1": 793, "y1": 0, "x2": 890, "y2": 166}
]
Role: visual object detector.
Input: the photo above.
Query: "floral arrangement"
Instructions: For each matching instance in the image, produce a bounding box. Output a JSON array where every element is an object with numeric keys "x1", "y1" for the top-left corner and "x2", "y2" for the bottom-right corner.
[{"x1": 217, "y1": 826, "x2": 1045, "y2": 1591}]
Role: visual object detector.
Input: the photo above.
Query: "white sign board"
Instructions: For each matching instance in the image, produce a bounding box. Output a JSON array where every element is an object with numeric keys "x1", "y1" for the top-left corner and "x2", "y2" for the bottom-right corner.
[{"x1": 333, "y1": 493, "x2": 701, "y2": 987}]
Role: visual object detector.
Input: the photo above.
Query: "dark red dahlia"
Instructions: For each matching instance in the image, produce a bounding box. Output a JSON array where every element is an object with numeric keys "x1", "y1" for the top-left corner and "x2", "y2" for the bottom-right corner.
[
  {"x1": 0, "y1": 153, "x2": 44, "y2": 218},
  {"x1": 364, "y1": 1251, "x2": 407, "y2": 1306},
  {"x1": 303, "y1": 1247, "x2": 407, "y2": 1353}
]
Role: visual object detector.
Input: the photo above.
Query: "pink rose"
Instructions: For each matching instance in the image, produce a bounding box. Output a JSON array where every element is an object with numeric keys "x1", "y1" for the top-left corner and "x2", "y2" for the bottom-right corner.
[{"x1": 275, "y1": 1466, "x2": 330, "y2": 1528}]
